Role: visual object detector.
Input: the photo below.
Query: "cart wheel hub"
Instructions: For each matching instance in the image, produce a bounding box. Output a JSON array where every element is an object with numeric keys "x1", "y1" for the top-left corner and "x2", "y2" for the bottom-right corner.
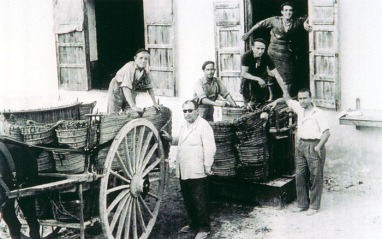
[{"x1": 130, "y1": 174, "x2": 144, "y2": 197}]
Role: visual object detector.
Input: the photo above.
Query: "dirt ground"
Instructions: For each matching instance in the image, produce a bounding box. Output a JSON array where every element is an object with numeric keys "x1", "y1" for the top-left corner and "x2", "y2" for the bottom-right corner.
[{"x1": 1, "y1": 169, "x2": 382, "y2": 239}]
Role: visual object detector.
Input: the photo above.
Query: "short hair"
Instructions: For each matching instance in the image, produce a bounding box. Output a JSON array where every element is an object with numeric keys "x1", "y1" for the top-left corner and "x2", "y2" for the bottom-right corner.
[
  {"x1": 135, "y1": 48, "x2": 150, "y2": 56},
  {"x1": 183, "y1": 100, "x2": 199, "y2": 109},
  {"x1": 202, "y1": 61, "x2": 215, "y2": 70},
  {"x1": 280, "y1": 2, "x2": 294, "y2": 11},
  {"x1": 252, "y1": 38, "x2": 268, "y2": 47},
  {"x1": 298, "y1": 88, "x2": 312, "y2": 97}
]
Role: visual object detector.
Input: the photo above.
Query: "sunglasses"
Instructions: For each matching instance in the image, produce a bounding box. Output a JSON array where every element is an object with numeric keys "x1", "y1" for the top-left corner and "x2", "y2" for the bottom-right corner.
[{"x1": 182, "y1": 109, "x2": 195, "y2": 113}]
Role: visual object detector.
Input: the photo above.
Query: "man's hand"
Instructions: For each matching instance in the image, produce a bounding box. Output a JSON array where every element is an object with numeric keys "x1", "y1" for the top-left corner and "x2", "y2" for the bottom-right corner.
[
  {"x1": 258, "y1": 78, "x2": 267, "y2": 88},
  {"x1": 131, "y1": 106, "x2": 144, "y2": 114},
  {"x1": 242, "y1": 33, "x2": 250, "y2": 41},
  {"x1": 153, "y1": 103, "x2": 161, "y2": 110},
  {"x1": 160, "y1": 130, "x2": 172, "y2": 143},
  {"x1": 314, "y1": 146, "x2": 322, "y2": 158},
  {"x1": 204, "y1": 166, "x2": 213, "y2": 176}
]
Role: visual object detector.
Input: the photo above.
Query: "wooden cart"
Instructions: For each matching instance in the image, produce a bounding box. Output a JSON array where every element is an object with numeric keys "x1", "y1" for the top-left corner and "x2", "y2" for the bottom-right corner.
[{"x1": 0, "y1": 103, "x2": 170, "y2": 239}]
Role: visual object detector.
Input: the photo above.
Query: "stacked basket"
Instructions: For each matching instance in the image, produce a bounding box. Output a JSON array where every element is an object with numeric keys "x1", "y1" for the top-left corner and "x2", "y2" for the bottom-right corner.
[
  {"x1": 37, "y1": 151, "x2": 55, "y2": 173},
  {"x1": 20, "y1": 121, "x2": 58, "y2": 145},
  {"x1": 54, "y1": 120, "x2": 90, "y2": 174},
  {"x1": 234, "y1": 110, "x2": 269, "y2": 182},
  {"x1": 209, "y1": 121, "x2": 238, "y2": 177}
]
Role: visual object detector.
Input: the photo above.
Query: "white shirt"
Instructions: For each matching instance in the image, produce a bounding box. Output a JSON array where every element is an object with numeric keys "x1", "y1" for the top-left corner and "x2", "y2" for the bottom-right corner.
[
  {"x1": 287, "y1": 99, "x2": 329, "y2": 139},
  {"x1": 173, "y1": 116, "x2": 216, "y2": 180}
]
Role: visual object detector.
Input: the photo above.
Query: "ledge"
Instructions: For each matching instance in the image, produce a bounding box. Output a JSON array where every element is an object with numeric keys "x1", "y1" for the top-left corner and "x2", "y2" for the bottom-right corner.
[{"x1": 339, "y1": 110, "x2": 382, "y2": 129}]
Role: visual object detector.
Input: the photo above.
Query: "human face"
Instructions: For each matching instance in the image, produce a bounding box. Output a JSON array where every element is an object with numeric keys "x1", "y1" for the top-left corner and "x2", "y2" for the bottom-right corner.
[
  {"x1": 203, "y1": 63, "x2": 216, "y2": 79},
  {"x1": 281, "y1": 5, "x2": 293, "y2": 20},
  {"x1": 251, "y1": 42, "x2": 266, "y2": 58},
  {"x1": 297, "y1": 91, "x2": 312, "y2": 109},
  {"x1": 182, "y1": 102, "x2": 198, "y2": 124},
  {"x1": 134, "y1": 52, "x2": 150, "y2": 69}
]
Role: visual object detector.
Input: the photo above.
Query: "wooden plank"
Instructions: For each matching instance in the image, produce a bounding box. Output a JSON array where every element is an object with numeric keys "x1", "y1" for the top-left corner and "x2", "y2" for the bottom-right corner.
[{"x1": 7, "y1": 179, "x2": 78, "y2": 198}]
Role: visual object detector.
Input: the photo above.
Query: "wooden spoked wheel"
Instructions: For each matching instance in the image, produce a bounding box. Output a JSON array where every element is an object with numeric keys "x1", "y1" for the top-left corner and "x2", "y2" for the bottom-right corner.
[{"x1": 99, "y1": 118, "x2": 166, "y2": 239}]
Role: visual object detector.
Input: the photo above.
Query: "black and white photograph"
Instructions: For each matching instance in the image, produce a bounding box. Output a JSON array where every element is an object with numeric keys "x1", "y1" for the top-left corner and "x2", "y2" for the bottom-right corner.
[{"x1": 0, "y1": 0, "x2": 381, "y2": 238}]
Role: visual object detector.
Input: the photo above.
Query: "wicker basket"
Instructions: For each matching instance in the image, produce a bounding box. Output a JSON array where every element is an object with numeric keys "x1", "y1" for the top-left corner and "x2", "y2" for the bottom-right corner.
[
  {"x1": 21, "y1": 121, "x2": 57, "y2": 145},
  {"x1": 98, "y1": 110, "x2": 141, "y2": 144},
  {"x1": 142, "y1": 106, "x2": 172, "y2": 132},
  {"x1": 2, "y1": 115, "x2": 26, "y2": 141},
  {"x1": 56, "y1": 120, "x2": 90, "y2": 149},
  {"x1": 221, "y1": 107, "x2": 248, "y2": 121},
  {"x1": 37, "y1": 151, "x2": 55, "y2": 173},
  {"x1": 53, "y1": 151, "x2": 85, "y2": 174}
]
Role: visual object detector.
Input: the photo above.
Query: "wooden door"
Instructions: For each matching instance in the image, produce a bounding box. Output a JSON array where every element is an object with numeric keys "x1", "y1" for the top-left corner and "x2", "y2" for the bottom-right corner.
[
  {"x1": 309, "y1": 0, "x2": 339, "y2": 109},
  {"x1": 213, "y1": 1, "x2": 245, "y2": 101},
  {"x1": 56, "y1": 31, "x2": 92, "y2": 91},
  {"x1": 54, "y1": 0, "x2": 91, "y2": 91},
  {"x1": 143, "y1": 0, "x2": 175, "y2": 97}
]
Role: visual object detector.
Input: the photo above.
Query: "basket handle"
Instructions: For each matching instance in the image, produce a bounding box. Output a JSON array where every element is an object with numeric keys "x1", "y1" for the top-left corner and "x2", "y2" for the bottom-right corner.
[
  {"x1": 50, "y1": 120, "x2": 65, "y2": 130},
  {"x1": 26, "y1": 120, "x2": 37, "y2": 125}
]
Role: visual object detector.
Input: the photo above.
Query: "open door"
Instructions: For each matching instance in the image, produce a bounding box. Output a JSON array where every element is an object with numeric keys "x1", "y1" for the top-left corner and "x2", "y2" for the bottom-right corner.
[
  {"x1": 143, "y1": 0, "x2": 175, "y2": 97},
  {"x1": 309, "y1": 0, "x2": 339, "y2": 109},
  {"x1": 213, "y1": 1, "x2": 245, "y2": 101},
  {"x1": 53, "y1": 0, "x2": 92, "y2": 91}
]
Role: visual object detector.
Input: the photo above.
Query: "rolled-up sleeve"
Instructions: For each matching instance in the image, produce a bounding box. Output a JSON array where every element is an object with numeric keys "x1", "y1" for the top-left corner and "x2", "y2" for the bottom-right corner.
[
  {"x1": 201, "y1": 122, "x2": 216, "y2": 167},
  {"x1": 194, "y1": 79, "x2": 207, "y2": 104},
  {"x1": 257, "y1": 17, "x2": 275, "y2": 29}
]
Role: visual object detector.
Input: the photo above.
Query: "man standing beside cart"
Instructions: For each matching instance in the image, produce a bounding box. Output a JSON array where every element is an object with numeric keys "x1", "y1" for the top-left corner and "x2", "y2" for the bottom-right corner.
[
  {"x1": 193, "y1": 61, "x2": 238, "y2": 121},
  {"x1": 107, "y1": 48, "x2": 160, "y2": 114},
  {"x1": 268, "y1": 88, "x2": 330, "y2": 216},
  {"x1": 160, "y1": 100, "x2": 215, "y2": 239},
  {"x1": 241, "y1": 38, "x2": 289, "y2": 110}
]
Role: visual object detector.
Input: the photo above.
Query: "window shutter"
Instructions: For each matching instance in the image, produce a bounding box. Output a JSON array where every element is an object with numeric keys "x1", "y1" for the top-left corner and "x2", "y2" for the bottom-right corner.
[
  {"x1": 309, "y1": 0, "x2": 339, "y2": 109},
  {"x1": 143, "y1": 0, "x2": 175, "y2": 97},
  {"x1": 213, "y1": 1, "x2": 245, "y2": 101}
]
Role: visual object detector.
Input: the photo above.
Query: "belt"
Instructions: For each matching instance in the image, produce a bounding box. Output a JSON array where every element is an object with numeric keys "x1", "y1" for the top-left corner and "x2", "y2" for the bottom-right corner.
[{"x1": 300, "y1": 138, "x2": 320, "y2": 142}]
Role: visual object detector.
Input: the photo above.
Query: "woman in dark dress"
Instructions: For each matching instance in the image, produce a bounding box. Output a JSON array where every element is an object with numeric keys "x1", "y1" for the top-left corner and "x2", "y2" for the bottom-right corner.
[{"x1": 242, "y1": 2, "x2": 311, "y2": 95}]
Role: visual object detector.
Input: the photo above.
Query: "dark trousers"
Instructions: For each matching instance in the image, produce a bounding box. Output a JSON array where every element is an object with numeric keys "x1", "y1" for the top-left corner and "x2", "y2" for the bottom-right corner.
[
  {"x1": 180, "y1": 177, "x2": 210, "y2": 232},
  {"x1": 295, "y1": 139, "x2": 326, "y2": 210}
]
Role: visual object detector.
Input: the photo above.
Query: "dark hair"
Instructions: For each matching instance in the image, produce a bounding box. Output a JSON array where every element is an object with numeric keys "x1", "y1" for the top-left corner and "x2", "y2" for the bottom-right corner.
[
  {"x1": 183, "y1": 100, "x2": 199, "y2": 109},
  {"x1": 135, "y1": 48, "x2": 150, "y2": 55},
  {"x1": 202, "y1": 61, "x2": 215, "y2": 70},
  {"x1": 280, "y1": 2, "x2": 294, "y2": 11},
  {"x1": 252, "y1": 38, "x2": 268, "y2": 47},
  {"x1": 298, "y1": 88, "x2": 312, "y2": 97}
]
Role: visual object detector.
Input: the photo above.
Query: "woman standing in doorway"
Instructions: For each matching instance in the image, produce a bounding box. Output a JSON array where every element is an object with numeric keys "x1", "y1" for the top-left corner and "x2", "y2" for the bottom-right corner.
[{"x1": 242, "y1": 2, "x2": 311, "y2": 96}]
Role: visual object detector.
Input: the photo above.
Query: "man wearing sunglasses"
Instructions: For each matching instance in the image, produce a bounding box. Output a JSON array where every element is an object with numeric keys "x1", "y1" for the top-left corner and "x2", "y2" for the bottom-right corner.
[
  {"x1": 161, "y1": 100, "x2": 216, "y2": 239},
  {"x1": 193, "y1": 61, "x2": 237, "y2": 121}
]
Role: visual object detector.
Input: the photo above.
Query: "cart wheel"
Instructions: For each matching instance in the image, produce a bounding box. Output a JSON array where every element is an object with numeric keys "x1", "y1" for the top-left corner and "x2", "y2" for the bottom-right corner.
[
  {"x1": 15, "y1": 200, "x2": 61, "y2": 239},
  {"x1": 99, "y1": 118, "x2": 166, "y2": 239}
]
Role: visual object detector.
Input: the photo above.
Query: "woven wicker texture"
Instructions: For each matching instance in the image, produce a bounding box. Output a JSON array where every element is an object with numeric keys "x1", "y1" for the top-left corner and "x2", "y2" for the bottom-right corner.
[
  {"x1": 53, "y1": 151, "x2": 85, "y2": 174},
  {"x1": 56, "y1": 120, "x2": 90, "y2": 149},
  {"x1": 142, "y1": 106, "x2": 172, "y2": 133},
  {"x1": 37, "y1": 151, "x2": 55, "y2": 173},
  {"x1": 21, "y1": 122, "x2": 56, "y2": 145},
  {"x1": 2, "y1": 117, "x2": 27, "y2": 141},
  {"x1": 209, "y1": 121, "x2": 238, "y2": 177},
  {"x1": 221, "y1": 107, "x2": 248, "y2": 121}
]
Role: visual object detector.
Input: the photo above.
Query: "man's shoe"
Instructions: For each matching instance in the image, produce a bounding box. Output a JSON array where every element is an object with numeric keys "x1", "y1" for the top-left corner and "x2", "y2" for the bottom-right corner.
[
  {"x1": 292, "y1": 207, "x2": 308, "y2": 213},
  {"x1": 195, "y1": 231, "x2": 210, "y2": 239},
  {"x1": 306, "y1": 209, "x2": 318, "y2": 216},
  {"x1": 180, "y1": 225, "x2": 194, "y2": 233}
]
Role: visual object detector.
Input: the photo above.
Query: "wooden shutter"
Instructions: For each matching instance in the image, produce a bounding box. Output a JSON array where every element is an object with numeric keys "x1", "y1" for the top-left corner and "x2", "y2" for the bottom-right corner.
[
  {"x1": 214, "y1": 1, "x2": 245, "y2": 101},
  {"x1": 143, "y1": 0, "x2": 175, "y2": 97},
  {"x1": 54, "y1": 0, "x2": 91, "y2": 91},
  {"x1": 56, "y1": 31, "x2": 91, "y2": 91},
  {"x1": 309, "y1": 0, "x2": 339, "y2": 109}
]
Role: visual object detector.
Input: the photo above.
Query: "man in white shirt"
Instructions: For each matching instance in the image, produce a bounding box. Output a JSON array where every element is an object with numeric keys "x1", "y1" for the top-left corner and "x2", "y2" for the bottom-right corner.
[
  {"x1": 269, "y1": 88, "x2": 330, "y2": 216},
  {"x1": 161, "y1": 100, "x2": 216, "y2": 239}
]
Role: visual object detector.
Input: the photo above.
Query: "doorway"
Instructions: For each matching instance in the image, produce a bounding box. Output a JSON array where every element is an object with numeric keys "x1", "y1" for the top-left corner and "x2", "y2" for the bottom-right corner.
[
  {"x1": 249, "y1": 0, "x2": 310, "y2": 95},
  {"x1": 93, "y1": 0, "x2": 145, "y2": 89}
]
